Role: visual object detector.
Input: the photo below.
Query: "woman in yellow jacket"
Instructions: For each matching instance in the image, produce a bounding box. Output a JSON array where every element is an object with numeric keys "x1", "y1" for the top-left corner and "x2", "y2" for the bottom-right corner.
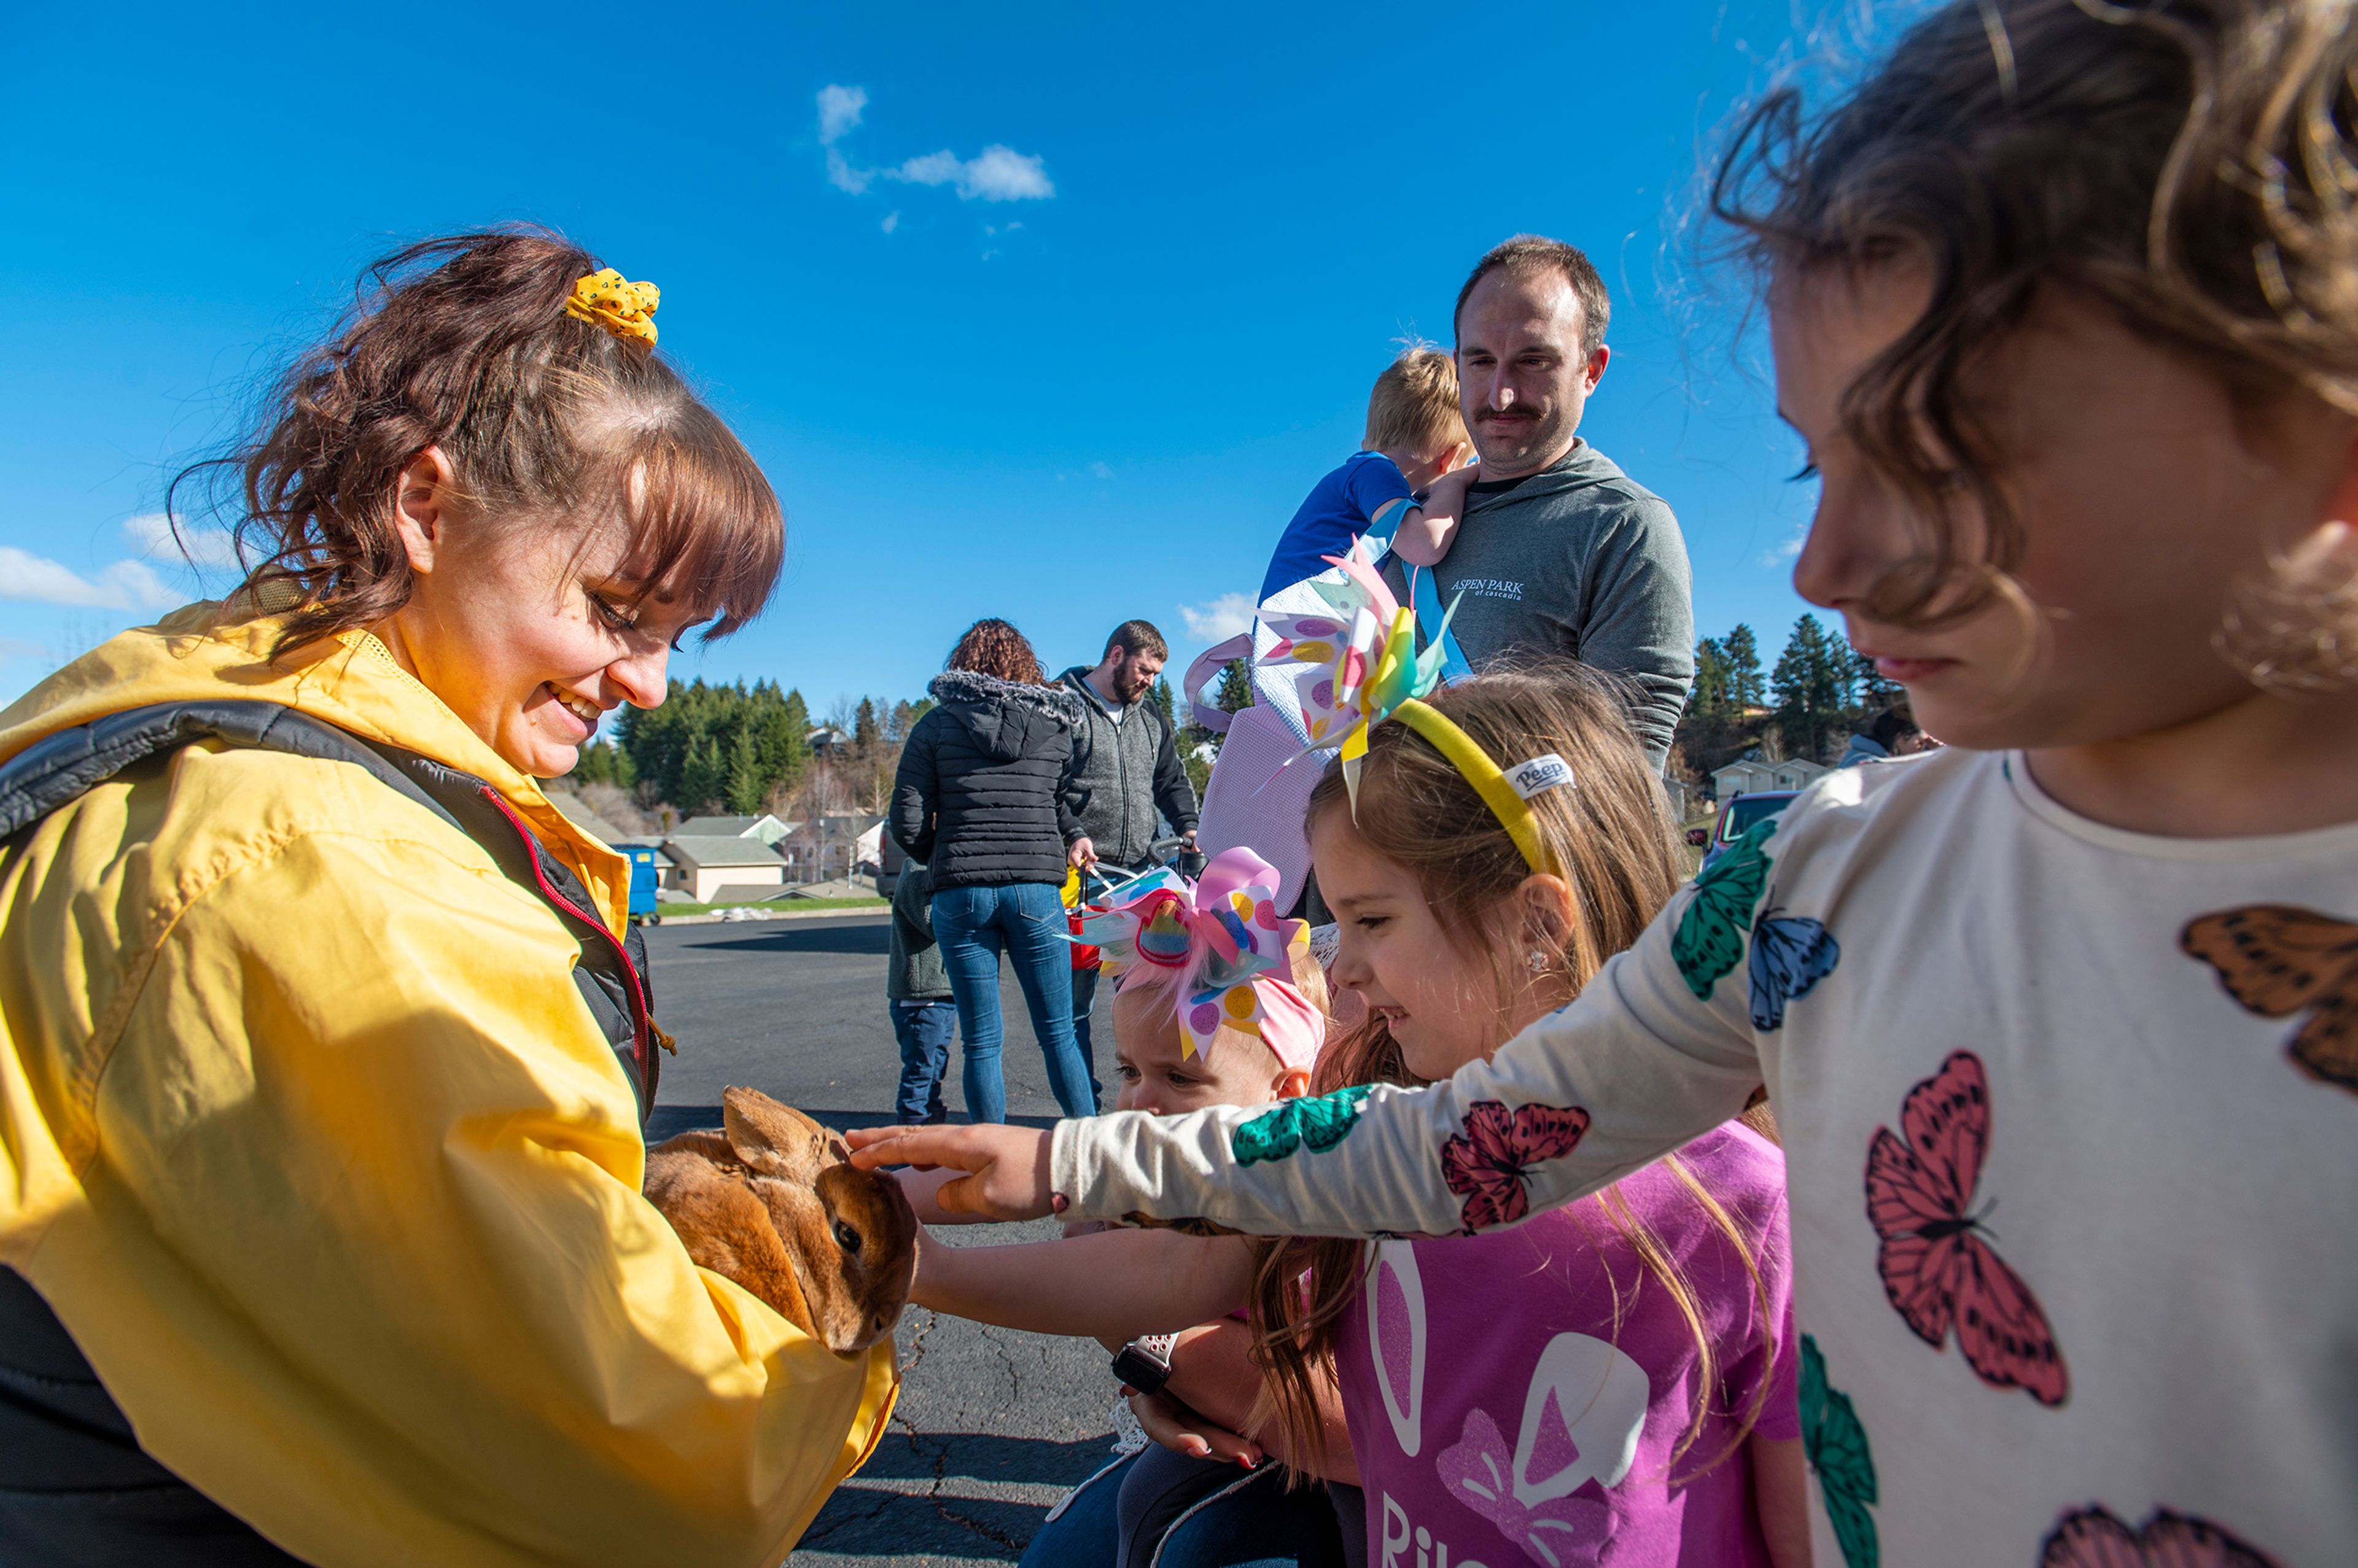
[{"x1": 0, "y1": 231, "x2": 894, "y2": 1566}]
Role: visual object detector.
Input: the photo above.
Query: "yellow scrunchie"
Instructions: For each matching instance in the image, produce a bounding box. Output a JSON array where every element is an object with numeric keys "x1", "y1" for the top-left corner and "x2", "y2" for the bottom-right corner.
[{"x1": 564, "y1": 268, "x2": 660, "y2": 346}]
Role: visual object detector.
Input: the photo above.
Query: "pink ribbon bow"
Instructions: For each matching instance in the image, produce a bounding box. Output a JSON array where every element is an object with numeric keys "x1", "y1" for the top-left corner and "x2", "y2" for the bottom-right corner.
[{"x1": 1074, "y1": 847, "x2": 1325, "y2": 1071}]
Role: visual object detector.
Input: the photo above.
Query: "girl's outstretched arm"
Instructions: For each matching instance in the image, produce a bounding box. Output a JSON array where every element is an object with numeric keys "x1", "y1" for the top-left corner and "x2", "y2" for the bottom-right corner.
[
  {"x1": 851, "y1": 786, "x2": 1835, "y2": 1238},
  {"x1": 912, "y1": 1225, "x2": 1255, "y2": 1343},
  {"x1": 854, "y1": 867, "x2": 1766, "y2": 1237}
]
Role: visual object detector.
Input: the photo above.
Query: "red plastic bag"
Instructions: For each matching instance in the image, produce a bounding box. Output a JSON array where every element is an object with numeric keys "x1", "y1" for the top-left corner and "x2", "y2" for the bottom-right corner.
[{"x1": 1061, "y1": 863, "x2": 1102, "y2": 969}]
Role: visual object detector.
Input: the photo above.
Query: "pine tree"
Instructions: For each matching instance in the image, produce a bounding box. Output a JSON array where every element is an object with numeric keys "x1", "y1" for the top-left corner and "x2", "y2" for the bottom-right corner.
[
  {"x1": 1772, "y1": 616, "x2": 1849, "y2": 761},
  {"x1": 1689, "y1": 637, "x2": 1729, "y2": 716},
  {"x1": 1151, "y1": 677, "x2": 1178, "y2": 729},
  {"x1": 1215, "y1": 660, "x2": 1251, "y2": 715},
  {"x1": 678, "y1": 732, "x2": 727, "y2": 814},
  {"x1": 724, "y1": 727, "x2": 766, "y2": 815},
  {"x1": 853, "y1": 697, "x2": 880, "y2": 758},
  {"x1": 1722, "y1": 624, "x2": 1765, "y2": 709}
]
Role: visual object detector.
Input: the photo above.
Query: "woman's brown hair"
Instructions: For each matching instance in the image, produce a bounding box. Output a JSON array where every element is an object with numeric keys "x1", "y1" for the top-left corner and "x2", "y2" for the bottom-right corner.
[
  {"x1": 946, "y1": 618, "x2": 1048, "y2": 686},
  {"x1": 173, "y1": 227, "x2": 784, "y2": 656},
  {"x1": 1714, "y1": 0, "x2": 2358, "y2": 685},
  {"x1": 1247, "y1": 664, "x2": 1778, "y2": 1480}
]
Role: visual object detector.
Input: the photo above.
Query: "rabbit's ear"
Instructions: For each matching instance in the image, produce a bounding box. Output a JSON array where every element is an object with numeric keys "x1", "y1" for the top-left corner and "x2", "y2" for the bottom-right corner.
[
  {"x1": 649, "y1": 1128, "x2": 739, "y2": 1168},
  {"x1": 644, "y1": 1152, "x2": 818, "y2": 1340},
  {"x1": 722, "y1": 1087, "x2": 830, "y2": 1181}
]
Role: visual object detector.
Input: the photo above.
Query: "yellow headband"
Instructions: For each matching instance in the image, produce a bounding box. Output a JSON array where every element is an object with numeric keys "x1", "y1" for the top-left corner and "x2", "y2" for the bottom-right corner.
[
  {"x1": 564, "y1": 268, "x2": 660, "y2": 346},
  {"x1": 1391, "y1": 697, "x2": 1563, "y2": 878}
]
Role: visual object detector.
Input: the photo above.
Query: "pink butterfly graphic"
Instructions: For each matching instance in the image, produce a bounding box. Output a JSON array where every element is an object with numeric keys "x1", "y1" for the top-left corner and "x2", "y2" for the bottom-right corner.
[
  {"x1": 1434, "y1": 1407, "x2": 1613, "y2": 1568},
  {"x1": 2040, "y1": 1504, "x2": 2279, "y2": 1567},
  {"x1": 1864, "y1": 1051, "x2": 2068, "y2": 1405},
  {"x1": 1442, "y1": 1100, "x2": 1590, "y2": 1233}
]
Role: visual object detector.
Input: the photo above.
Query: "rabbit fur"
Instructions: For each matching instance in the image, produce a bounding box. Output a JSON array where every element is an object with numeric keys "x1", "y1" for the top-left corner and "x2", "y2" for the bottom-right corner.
[{"x1": 644, "y1": 1087, "x2": 917, "y2": 1354}]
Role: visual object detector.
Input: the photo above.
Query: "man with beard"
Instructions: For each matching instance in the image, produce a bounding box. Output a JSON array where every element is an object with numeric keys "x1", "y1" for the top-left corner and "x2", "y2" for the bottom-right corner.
[
  {"x1": 1383, "y1": 235, "x2": 1695, "y2": 769},
  {"x1": 1056, "y1": 620, "x2": 1200, "y2": 1073}
]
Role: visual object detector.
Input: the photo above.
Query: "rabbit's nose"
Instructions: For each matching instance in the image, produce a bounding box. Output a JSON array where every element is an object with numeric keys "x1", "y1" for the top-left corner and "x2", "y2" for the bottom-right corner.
[{"x1": 832, "y1": 1219, "x2": 863, "y2": 1256}]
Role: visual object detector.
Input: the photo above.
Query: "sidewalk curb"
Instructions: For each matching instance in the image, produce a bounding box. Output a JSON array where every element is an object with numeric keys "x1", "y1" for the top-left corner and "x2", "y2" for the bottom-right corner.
[{"x1": 647, "y1": 904, "x2": 890, "y2": 928}]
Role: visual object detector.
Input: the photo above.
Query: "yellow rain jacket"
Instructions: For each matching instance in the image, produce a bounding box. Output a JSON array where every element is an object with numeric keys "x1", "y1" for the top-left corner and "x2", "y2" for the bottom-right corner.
[{"x1": 0, "y1": 605, "x2": 896, "y2": 1567}]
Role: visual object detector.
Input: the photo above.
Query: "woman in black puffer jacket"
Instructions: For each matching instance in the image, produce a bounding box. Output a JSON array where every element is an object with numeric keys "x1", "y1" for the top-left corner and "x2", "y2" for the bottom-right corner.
[{"x1": 889, "y1": 620, "x2": 1098, "y2": 1120}]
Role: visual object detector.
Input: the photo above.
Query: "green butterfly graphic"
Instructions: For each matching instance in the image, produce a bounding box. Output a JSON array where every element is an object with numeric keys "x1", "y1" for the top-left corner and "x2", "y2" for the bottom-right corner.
[
  {"x1": 1799, "y1": 1333, "x2": 1879, "y2": 1568},
  {"x1": 1671, "y1": 817, "x2": 1778, "y2": 999},
  {"x1": 1233, "y1": 1085, "x2": 1376, "y2": 1167}
]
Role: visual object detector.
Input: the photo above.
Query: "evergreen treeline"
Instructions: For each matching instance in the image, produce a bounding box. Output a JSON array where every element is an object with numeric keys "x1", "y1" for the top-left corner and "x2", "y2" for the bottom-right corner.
[
  {"x1": 1678, "y1": 615, "x2": 1907, "y2": 776},
  {"x1": 604, "y1": 678, "x2": 813, "y2": 817},
  {"x1": 574, "y1": 679, "x2": 942, "y2": 818}
]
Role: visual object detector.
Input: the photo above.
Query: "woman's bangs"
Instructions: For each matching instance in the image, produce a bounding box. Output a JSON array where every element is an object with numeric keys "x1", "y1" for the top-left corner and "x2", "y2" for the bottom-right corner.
[{"x1": 609, "y1": 416, "x2": 784, "y2": 639}]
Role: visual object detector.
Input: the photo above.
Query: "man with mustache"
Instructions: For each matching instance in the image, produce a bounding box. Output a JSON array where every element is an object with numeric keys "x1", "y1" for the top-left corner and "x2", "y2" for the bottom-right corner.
[{"x1": 1383, "y1": 236, "x2": 1695, "y2": 769}]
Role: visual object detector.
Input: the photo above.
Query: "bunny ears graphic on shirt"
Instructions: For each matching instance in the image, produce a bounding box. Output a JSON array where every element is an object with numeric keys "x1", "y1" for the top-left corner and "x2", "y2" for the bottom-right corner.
[
  {"x1": 1258, "y1": 538, "x2": 1570, "y2": 877},
  {"x1": 1075, "y1": 847, "x2": 1324, "y2": 1072}
]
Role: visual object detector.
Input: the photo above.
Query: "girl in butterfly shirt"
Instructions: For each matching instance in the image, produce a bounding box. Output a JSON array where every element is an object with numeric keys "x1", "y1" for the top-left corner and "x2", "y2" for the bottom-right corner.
[
  {"x1": 852, "y1": 4, "x2": 2358, "y2": 1564},
  {"x1": 909, "y1": 670, "x2": 1810, "y2": 1567}
]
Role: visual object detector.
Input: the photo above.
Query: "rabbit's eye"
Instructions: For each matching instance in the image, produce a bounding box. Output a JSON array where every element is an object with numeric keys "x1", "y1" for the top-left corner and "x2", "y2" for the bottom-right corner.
[{"x1": 833, "y1": 1220, "x2": 863, "y2": 1256}]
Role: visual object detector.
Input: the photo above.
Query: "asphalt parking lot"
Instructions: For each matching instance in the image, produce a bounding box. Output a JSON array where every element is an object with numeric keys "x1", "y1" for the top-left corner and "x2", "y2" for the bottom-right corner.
[{"x1": 640, "y1": 914, "x2": 1117, "y2": 1567}]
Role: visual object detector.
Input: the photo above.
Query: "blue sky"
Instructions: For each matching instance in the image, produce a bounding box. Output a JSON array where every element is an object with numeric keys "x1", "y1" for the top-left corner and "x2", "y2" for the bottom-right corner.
[{"x1": 0, "y1": 0, "x2": 1869, "y2": 721}]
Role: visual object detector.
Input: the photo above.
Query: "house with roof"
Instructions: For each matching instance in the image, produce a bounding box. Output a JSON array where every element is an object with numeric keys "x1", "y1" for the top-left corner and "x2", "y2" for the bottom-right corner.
[
  {"x1": 657, "y1": 836, "x2": 789, "y2": 902},
  {"x1": 1710, "y1": 754, "x2": 1829, "y2": 801},
  {"x1": 674, "y1": 812, "x2": 793, "y2": 846},
  {"x1": 541, "y1": 788, "x2": 636, "y2": 848}
]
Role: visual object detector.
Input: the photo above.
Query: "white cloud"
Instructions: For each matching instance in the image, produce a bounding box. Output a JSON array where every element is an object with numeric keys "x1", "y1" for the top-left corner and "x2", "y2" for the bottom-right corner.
[
  {"x1": 817, "y1": 84, "x2": 866, "y2": 144},
  {"x1": 1178, "y1": 592, "x2": 1257, "y2": 644},
  {"x1": 1758, "y1": 519, "x2": 1809, "y2": 569},
  {"x1": 817, "y1": 85, "x2": 1053, "y2": 208},
  {"x1": 894, "y1": 144, "x2": 1053, "y2": 201},
  {"x1": 1087, "y1": 461, "x2": 1114, "y2": 481},
  {"x1": 880, "y1": 210, "x2": 900, "y2": 234},
  {"x1": 123, "y1": 511, "x2": 241, "y2": 570},
  {"x1": 0, "y1": 547, "x2": 181, "y2": 612}
]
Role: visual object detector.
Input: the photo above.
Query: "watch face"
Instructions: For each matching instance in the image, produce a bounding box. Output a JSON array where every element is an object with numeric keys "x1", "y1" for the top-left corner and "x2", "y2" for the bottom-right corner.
[{"x1": 1111, "y1": 1345, "x2": 1172, "y2": 1392}]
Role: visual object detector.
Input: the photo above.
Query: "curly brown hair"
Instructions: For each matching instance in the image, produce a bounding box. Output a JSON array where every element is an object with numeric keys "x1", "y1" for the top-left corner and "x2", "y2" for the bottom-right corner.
[
  {"x1": 173, "y1": 227, "x2": 784, "y2": 656},
  {"x1": 1714, "y1": 0, "x2": 2358, "y2": 683},
  {"x1": 946, "y1": 618, "x2": 1047, "y2": 686}
]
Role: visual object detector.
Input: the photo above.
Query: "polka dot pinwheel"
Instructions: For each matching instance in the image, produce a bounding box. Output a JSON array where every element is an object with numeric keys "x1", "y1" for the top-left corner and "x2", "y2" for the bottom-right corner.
[
  {"x1": 1072, "y1": 848, "x2": 1324, "y2": 1070},
  {"x1": 1258, "y1": 536, "x2": 1461, "y2": 809}
]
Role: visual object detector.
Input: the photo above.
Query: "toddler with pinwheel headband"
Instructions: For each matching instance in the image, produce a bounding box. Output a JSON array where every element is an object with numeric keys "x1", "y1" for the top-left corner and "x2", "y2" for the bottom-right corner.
[{"x1": 854, "y1": 4, "x2": 2358, "y2": 1561}]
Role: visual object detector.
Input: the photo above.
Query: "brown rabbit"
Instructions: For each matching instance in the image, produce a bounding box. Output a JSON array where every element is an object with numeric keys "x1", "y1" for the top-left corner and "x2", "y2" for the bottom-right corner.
[{"x1": 644, "y1": 1087, "x2": 917, "y2": 1354}]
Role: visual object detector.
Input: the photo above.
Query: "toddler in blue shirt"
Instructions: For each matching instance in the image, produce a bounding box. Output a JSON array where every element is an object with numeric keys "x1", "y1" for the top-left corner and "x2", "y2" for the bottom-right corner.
[{"x1": 1257, "y1": 346, "x2": 1476, "y2": 604}]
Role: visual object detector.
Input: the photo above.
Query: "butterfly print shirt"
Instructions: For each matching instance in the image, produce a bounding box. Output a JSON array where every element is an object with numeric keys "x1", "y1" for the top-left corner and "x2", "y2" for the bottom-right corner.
[
  {"x1": 1334, "y1": 1125, "x2": 1797, "y2": 1568},
  {"x1": 1053, "y1": 747, "x2": 2358, "y2": 1566}
]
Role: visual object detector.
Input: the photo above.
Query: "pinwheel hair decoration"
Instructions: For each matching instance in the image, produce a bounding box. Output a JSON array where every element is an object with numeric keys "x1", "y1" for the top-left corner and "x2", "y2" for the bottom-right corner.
[
  {"x1": 1074, "y1": 847, "x2": 1323, "y2": 1070},
  {"x1": 1259, "y1": 538, "x2": 1456, "y2": 797},
  {"x1": 1258, "y1": 538, "x2": 1568, "y2": 877}
]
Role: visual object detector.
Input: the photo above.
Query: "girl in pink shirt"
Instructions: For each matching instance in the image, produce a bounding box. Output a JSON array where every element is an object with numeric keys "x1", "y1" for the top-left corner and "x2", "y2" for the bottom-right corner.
[{"x1": 912, "y1": 670, "x2": 1807, "y2": 1566}]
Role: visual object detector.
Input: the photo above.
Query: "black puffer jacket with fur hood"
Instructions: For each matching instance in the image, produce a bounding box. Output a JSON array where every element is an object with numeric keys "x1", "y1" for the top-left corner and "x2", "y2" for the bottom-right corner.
[{"x1": 889, "y1": 670, "x2": 1087, "y2": 889}]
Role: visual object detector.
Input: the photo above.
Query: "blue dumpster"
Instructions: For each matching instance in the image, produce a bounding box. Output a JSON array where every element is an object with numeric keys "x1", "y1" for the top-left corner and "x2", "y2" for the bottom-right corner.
[{"x1": 623, "y1": 845, "x2": 660, "y2": 920}]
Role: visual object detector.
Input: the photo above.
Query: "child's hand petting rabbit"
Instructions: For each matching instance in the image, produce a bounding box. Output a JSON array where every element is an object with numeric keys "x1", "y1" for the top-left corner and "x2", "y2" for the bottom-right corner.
[{"x1": 645, "y1": 1087, "x2": 918, "y2": 1354}]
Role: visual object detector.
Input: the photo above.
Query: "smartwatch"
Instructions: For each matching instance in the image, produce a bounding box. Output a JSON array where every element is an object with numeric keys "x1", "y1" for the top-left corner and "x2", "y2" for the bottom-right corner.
[{"x1": 1110, "y1": 1333, "x2": 1177, "y2": 1397}]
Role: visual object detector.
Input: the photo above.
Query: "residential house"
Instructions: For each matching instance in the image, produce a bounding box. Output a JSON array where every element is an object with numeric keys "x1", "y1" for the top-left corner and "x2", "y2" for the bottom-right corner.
[
  {"x1": 675, "y1": 812, "x2": 793, "y2": 846},
  {"x1": 658, "y1": 836, "x2": 789, "y2": 902},
  {"x1": 541, "y1": 789, "x2": 634, "y2": 847},
  {"x1": 1710, "y1": 755, "x2": 1830, "y2": 801}
]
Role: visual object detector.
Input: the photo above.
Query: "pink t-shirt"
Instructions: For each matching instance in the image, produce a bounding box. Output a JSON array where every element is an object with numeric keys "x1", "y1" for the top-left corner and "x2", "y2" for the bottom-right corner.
[{"x1": 1334, "y1": 1122, "x2": 1797, "y2": 1568}]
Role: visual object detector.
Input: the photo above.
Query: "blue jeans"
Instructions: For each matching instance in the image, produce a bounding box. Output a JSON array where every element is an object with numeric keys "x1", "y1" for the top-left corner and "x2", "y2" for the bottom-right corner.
[
  {"x1": 930, "y1": 882, "x2": 1097, "y2": 1121},
  {"x1": 890, "y1": 1001, "x2": 955, "y2": 1124},
  {"x1": 1070, "y1": 961, "x2": 1107, "y2": 1105},
  {"x1": 1021, "y1": 1448, "x2": 1351, "y2": 1568}
]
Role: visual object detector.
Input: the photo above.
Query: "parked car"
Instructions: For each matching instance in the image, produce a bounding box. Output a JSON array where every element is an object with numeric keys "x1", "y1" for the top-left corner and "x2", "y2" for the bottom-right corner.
[{"x1": 1702, "y1": 790, "x2": 1800, "y2": 869}]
